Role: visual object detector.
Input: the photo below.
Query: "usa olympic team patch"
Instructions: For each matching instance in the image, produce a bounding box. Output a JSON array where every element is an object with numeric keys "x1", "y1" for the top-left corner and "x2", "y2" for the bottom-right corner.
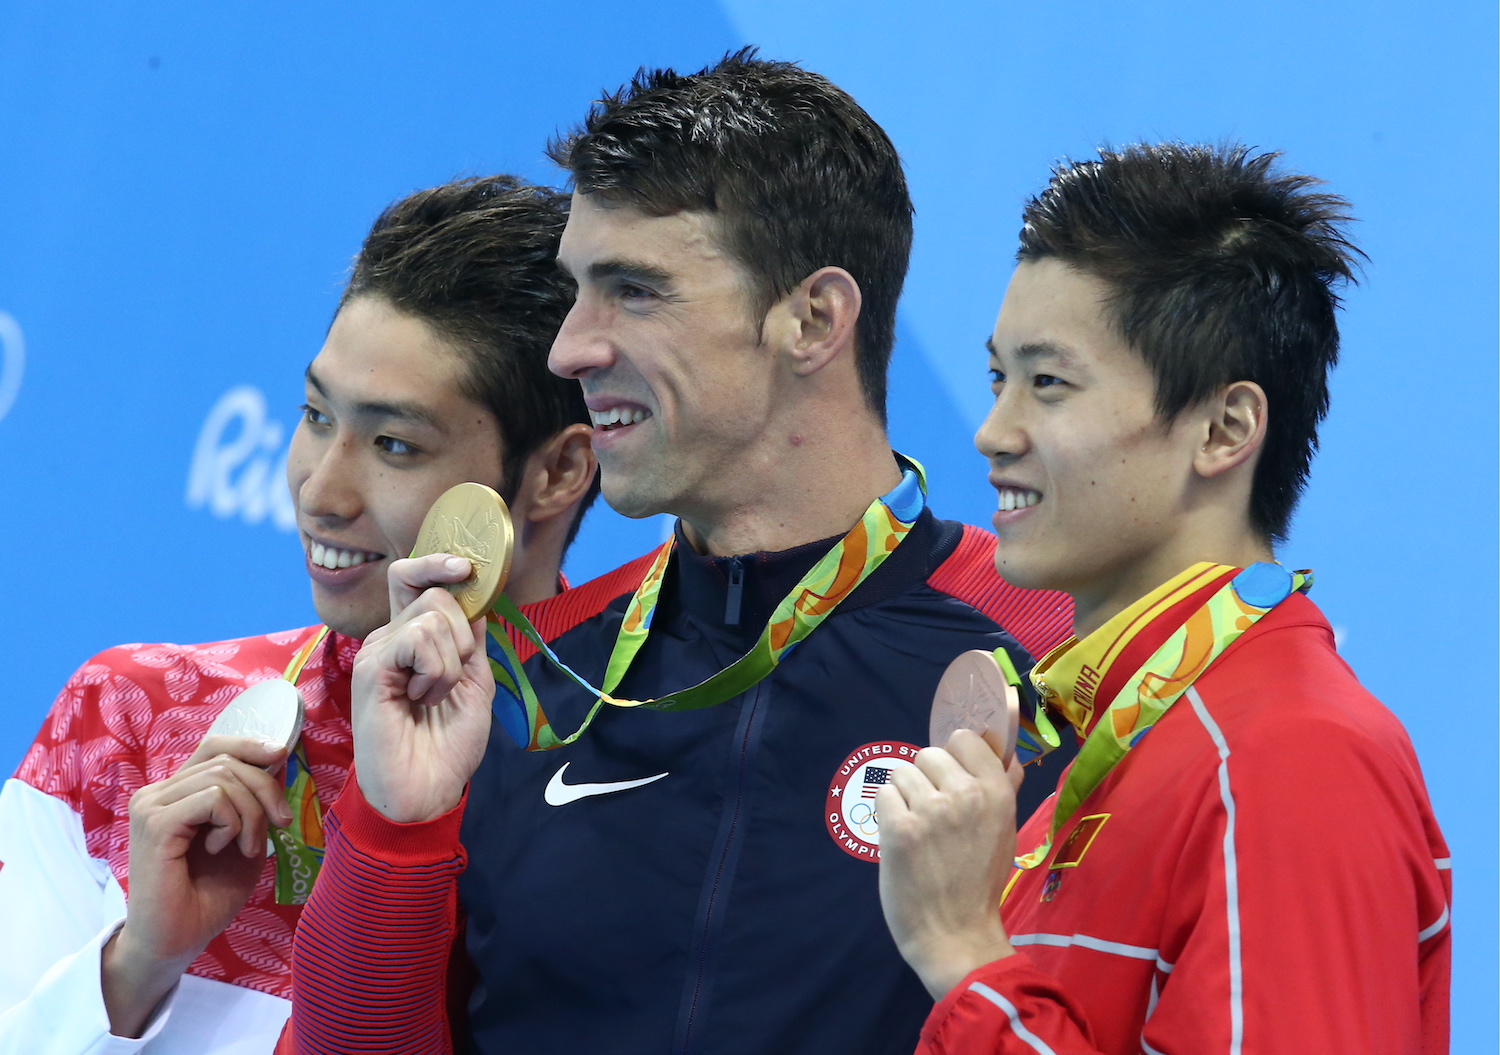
[{"x1": 825, "y1": 740, "x2": 922, "y2": 862}]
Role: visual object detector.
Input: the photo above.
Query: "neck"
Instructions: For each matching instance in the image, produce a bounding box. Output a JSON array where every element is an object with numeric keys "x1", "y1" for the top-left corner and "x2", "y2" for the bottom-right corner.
[
  {"x1": 679, "y1": 411, "x2": 901, "y2": 557},
  {"x1": 505, "y1": 517, "x2": 571, "y2": 606},
  {"x1": 1070, "y1": 527, "x2": 1273, "y2": 640}
]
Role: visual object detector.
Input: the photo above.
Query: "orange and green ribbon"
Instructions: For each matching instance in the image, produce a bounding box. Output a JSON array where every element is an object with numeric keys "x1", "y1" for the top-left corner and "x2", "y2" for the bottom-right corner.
[
  {"x1": 1014, "y1": 561, "x2": 1311, "y2": 871},
  {"x1": 485, "y1": 458, "x2": 929, "y2": 751},
  {"x1": 269, "y1": 625, "x2": 330, "y2": 905}
]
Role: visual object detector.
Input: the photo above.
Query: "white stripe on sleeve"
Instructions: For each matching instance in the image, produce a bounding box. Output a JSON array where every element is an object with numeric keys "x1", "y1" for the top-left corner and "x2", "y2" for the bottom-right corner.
[
  {"x1": 1418, "y1": 904, "x2": 1450, "y2": 943},
  {"x1": 1010, "y1": 932, "x2": 1158, "y2": 961},
  {"x1": 968, "y1": 982, "x2": 1059, "y2": 1055}
]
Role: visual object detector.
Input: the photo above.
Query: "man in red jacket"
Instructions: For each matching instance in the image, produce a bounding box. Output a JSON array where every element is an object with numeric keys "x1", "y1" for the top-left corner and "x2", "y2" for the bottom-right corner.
[
  {"x1": 0, "y1": 176, "x2": 598, "y2": 1052},
  {"x1": 877, "y1": 144, "x2": 1451, "y2": 1055}
]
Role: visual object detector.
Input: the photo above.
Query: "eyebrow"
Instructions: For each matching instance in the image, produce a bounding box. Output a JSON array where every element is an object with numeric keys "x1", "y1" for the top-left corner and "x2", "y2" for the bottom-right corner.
[
  {"x1": 305, "y1": 365, "x2": 445, "y2": 431},
  {"x1": 986, "y1": 339, "x2": 1083, "y2": 370},
  {"x1": 583, "y1": 258, "x2": 675, "y2": 288}
]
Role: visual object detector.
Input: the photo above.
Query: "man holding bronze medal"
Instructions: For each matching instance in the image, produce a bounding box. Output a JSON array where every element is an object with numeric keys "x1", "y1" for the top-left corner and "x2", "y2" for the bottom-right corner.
[
  {"x1": 0, "y1": 176, "x2": 598, "y2": 1052},
  {"x1": 286, "y1": 51, "x2": 1073, "y2": 1055},
  {"x1": 876, "y1": 145, "x2": 1452, "y2": 1053}
]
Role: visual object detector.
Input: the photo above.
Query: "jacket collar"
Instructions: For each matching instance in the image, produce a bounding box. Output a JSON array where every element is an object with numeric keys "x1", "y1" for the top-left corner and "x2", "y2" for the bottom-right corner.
[
  {"x1": 664, "y1": 509, "x2": 945, "y2": 639},
  {"x1": 669, "y1": 521, "x2": 841, "y2": 635}
]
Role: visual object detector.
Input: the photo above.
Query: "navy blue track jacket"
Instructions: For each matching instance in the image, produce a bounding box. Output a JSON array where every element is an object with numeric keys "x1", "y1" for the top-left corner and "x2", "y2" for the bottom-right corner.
[{"x1": 456, "y1": 512, "x2": 1073, "y2": 1055}]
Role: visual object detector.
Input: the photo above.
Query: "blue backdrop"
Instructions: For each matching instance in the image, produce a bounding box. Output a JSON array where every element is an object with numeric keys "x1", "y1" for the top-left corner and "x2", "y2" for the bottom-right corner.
[{"x1": 1, "y1": 2, "x2": 1494, "y2": 1047}]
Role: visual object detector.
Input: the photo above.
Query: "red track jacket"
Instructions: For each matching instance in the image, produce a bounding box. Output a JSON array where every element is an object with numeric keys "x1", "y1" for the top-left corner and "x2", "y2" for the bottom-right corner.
[{"x1": 918, "y1": 594, "x2": 1451, "y2": 1055}]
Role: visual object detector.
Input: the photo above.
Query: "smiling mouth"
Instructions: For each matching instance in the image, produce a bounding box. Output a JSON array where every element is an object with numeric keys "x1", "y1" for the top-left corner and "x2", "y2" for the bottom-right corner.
[
  {"x1": 997, "y1": 486, "x2": 1042, "y2": 512},
  {"x1": 590, "y1": 405, "x2": 651, "y2": 431},
  {"x1": 307, "y1": 539, "x2": 385, "y2": 570}
]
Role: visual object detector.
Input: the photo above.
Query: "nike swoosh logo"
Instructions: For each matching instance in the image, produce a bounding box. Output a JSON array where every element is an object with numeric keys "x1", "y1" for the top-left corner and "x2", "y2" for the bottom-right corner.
[{"x1": 544, "y1": 762, "x2": 669, "y2": 806}]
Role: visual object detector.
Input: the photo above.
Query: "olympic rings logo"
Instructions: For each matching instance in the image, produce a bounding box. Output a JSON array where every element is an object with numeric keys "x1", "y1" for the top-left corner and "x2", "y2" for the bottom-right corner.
[{"x1": 847, "y1": 801, "x2": 880, "y2": 837}]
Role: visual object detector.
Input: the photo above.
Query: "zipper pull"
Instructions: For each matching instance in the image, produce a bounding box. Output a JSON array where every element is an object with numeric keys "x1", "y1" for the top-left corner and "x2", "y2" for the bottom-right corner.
[{"x1": 724, "y1": 557, "x2": 745, "y2": 626}]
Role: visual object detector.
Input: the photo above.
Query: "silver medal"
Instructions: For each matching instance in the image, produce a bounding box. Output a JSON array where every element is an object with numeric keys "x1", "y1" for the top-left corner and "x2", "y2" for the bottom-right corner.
[{"x1": 207, "y1": 680, "x2": 305, "y2": 752}]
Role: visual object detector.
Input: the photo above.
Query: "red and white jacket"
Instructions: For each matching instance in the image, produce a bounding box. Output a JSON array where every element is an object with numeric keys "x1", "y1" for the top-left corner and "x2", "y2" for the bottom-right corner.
[
  {"x1": 0, "y1": 628, "x2": 356, "y2": 1054},
  {"x1": 918, "y1": 594, "x2": 1451, "y2": 1055}
]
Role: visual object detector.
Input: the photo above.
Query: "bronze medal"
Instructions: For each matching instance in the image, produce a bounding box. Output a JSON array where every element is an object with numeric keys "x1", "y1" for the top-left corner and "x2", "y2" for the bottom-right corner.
[
  {"x1": 208, "y1": 679, "x2": 306, "y2": 752},
  {"x1": 409, "y1": 482, "x2": 515, "y2": 621},
  {"x1": 929, "y1": 649, "x2": 1020, "y2": 765}
]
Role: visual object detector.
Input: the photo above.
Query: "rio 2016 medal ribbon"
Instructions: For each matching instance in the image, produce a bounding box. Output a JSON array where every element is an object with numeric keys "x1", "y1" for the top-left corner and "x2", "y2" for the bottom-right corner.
[
  {"x1": 486, "y1": 457, "x2": 931, "y2": 751},
  {"x1": 930, "y1": 648, "x2": 1021, "y2": 766},
  {"x1": 409, "y1": 482, "x2": 516, "y2": 621},
  {"x1": 207, "y1": 679, "x2": 305, "y2": 752},
  {"x1": 1009, "y1": 561, "x2": 1312, "y2": 877}
]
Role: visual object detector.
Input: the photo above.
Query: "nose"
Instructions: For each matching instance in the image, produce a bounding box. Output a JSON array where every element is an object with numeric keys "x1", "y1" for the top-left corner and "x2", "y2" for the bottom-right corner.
[
  {"x1": 548, "y1": 296, "x2": 616, "y2": 380},
  {"x1": 974, "y1": 388, "x2": 1029, "y2": 465},
  {"x1": 288, "y1": 425, "x2": 363, "y2": 524}
]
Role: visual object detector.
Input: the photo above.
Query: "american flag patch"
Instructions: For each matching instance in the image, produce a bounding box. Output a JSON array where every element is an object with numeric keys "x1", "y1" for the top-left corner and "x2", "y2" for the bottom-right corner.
[{"x1": 861, "y1": 766, "x2": 892, "y2": 799}]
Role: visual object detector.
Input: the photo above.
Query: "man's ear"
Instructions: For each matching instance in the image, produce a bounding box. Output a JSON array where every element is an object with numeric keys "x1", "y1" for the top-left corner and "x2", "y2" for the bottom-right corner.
[
  {"x1": 766, "y1": 266, "x2": 862, "y2": 377},
  {"x1": 516, "y1": 423, "x2": 598, "y2": 525},
  {"x1": 1194, "y1": 380, "x2": 1268, "y2": 480}
]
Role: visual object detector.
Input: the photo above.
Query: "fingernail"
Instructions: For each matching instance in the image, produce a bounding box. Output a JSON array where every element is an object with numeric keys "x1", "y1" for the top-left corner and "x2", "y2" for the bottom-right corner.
[
  {"x1": 445, "y1": 557, "x2": 469, "y2": 573},
  {"x1": 260, "y1": 739, "x2": 284, "y2": 752}
]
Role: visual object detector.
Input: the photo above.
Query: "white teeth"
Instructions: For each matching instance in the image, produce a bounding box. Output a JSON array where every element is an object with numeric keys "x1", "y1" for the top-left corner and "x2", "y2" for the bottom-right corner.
[
  {"x1": 590, "y1": 406, "x2": 649, "y2": 427},
  {"x1": 997, "y1": 487, "x2": 1041, "y2": 512},
  {"x1": 308, "y1": 540, "x2": 374, "y2": 570}
]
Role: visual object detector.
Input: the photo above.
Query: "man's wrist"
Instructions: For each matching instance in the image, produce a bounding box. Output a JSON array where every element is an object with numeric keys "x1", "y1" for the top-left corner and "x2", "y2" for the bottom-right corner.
[
  {"x1": 337, "y1": 770, "x2": 470, "y2": 865},
  {"x1": 354, "y1": 768, "x2": 460, "y2": 824},
  {"x1": 101, "y1": 925, "x2": 193, "y2": 1039},
  {"x1": 907, "y1": 929, "x2": 1018, "y2": 1002}
]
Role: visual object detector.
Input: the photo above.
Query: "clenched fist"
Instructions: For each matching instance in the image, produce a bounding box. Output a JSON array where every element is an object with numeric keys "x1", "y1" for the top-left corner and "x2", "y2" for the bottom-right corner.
[
  {"x1": 876, "y1": 728, "x2": 1025, "y2": 1000},
  {"x1": 103, "y1": 734, "x2": 292, "y2": 1037},
  {"x1": 350, "y1": 553, "x2": 495, "y2": 824}
]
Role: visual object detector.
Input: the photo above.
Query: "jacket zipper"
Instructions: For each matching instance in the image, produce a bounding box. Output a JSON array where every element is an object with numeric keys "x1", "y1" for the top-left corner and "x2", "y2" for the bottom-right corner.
[
  {"x1": 723, "y1": 558, "x2": 745, "y2": 626},
  {"x1": 677, "y1": 680, "x2": 765, "y2": 1054}
]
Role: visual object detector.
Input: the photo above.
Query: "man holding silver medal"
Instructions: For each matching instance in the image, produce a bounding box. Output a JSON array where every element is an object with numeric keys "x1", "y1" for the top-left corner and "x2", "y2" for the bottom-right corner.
[
  {"x1": 287, "y1": 51, "x2": 1073, "y2": 1055},
  {"x1": 0, "y1": 176, "x2": 598, "y2": 1052}
]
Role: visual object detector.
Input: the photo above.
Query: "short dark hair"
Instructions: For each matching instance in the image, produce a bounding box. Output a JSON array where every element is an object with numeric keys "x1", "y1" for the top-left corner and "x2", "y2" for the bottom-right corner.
[
  {"x1": 1017, "y1": 143, "x2": 1361, "y2": 542},
  {"x1": 547, "y1": 47, "x2": 913, "y2": 422},
  {"x1": 342, "y1": 175, "x2": 599, "y2": 547}
]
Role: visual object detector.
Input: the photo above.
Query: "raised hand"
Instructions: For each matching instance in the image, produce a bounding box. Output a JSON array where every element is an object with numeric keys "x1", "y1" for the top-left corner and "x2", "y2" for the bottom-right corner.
[
  {"x1": 876, "y1": 729, "x2": 1025, "y2": 1001},
  {"x1": 103, "y1": 735, "x2": 292, "y2": 1037},
  {"x1": 350, "y1": 553, "x2": 494, "y2": 824}
]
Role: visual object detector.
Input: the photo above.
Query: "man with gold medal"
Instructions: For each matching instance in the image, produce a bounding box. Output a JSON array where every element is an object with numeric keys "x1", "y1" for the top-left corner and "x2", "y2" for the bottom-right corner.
[
  {"x1": 0, "y1": 177, "x2": 599, "y2": 1052},
  {"x1": 875, "y1": 145, "x2": 1452, "y2": 1054},
  {"x1": 287, "y1": 52, "x2": 1074, "y2": 1055}
]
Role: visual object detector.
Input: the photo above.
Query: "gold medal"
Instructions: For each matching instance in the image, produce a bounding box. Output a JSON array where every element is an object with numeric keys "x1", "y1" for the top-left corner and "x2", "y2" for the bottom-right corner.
[
  {"x1": 208, "y1": 680, "x2": 306, "y2": 752},
  {"x1": 930, "y1": 649, "x2": 1020, "y2": 765},
  {"x1": 409, "y1": 482, "x2": 515, "y2": 621}
]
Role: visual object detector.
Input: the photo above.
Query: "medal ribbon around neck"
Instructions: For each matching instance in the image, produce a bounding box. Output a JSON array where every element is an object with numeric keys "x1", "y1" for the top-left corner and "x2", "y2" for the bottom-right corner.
[
  {"x1": 485, "y1": 459, "x2": 929, "y2": 751},
  {"x1": 1013, "y1": 561, "x2": 1311, "y2": 872},
  {"x1": 268, "y1": 625, "x2": 331, "y2": 905}
]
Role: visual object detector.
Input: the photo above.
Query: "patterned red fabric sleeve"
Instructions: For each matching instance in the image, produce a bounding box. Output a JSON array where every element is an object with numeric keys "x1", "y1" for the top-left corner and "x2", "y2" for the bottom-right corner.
[{"x1": 287, "y1": 773, "x2": 468, "y2": 1055}]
